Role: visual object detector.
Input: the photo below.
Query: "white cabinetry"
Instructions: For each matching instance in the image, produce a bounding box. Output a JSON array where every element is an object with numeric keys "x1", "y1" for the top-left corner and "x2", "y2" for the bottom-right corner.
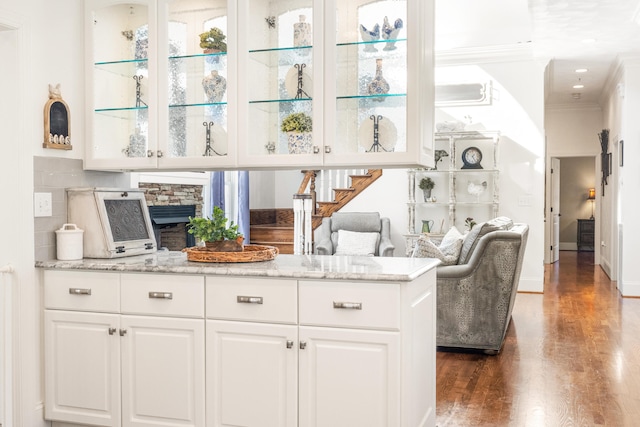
[
  {"x1": 405, "y1": 131, "x2": 500, "y2": 255},
  {"x1": 85, "y1": 0, "x2": 434, "y2": 171},
  {"x1": 44, "y1": 264, "x2": 436, "y2": 427},
  {"x1": 44, "y1": 270, "x2": 205, "y2": 427}
]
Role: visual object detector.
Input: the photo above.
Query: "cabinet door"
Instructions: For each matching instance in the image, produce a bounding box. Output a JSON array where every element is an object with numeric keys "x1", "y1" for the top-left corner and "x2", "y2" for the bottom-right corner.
[
  {"x1": 121, "y1": 315, "x2": 205, "y2": 427},
  {"x1": 206, "y1": 320, "x2": 298, "y2": 427},
  {"x1": 45, "y1": 310, "x2": 121, "y2": 427},
  {"x1": 157, "y1": 0, "x2": 237, "y2": 169},
  {"x1": 323, "y1": 0, "x2": 434, "y2": 168},
  {"x1": 298, "y1": 326, "x2": 400, "y2": 427},
  {"x1": 85, "y1": 0, "x2": 159, "y2": 170},
  {"x1": 237, "y1": 0, "x2": 323, "y2": 168}
]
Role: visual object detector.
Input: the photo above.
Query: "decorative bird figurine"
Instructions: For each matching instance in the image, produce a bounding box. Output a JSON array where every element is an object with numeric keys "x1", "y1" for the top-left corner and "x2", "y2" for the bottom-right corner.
[
  {"x1": 359, "y1": 23, "x2": 380, "y2": 52},
  {"x1": 467, "y1": 181, "x2": 488, "y2": 202},
  {"x1": 381, "y1": 16, "x2": 403, "y2": 50},
  {"x1": 427, "y1": 150, "x2": 449, "y2": 170}
]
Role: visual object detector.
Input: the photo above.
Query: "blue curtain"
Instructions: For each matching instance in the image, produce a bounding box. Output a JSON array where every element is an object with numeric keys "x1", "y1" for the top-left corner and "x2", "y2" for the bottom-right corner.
[{"x1": 210, "y1": 171, "x2": 250, "y2": 243}]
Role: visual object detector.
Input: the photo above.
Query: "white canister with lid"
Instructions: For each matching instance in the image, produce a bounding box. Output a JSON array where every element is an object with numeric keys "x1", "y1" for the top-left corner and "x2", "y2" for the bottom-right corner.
[{"x1": 55, "y1": 223, "x2": 84, "y2": 260}]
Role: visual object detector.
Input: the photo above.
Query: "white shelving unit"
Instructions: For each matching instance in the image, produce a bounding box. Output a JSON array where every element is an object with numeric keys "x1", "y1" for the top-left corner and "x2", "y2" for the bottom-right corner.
[{"x1": 405, "y1": 130, "x2": 500, "y2": 256}]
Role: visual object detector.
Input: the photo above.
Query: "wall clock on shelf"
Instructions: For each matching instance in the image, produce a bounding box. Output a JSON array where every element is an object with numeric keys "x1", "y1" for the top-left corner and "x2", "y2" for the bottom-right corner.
[{"x1": 461, "y1": 146, "x2": 483, "y2": 169}]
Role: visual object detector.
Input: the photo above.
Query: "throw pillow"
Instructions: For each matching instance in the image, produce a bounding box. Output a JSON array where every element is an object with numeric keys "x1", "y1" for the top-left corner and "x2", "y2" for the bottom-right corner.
[
  {"x1": 458, "y1": 216, "x2": 513, "y2": 264},
  {"x1": 411, "y1": 234, "x2": 462, "y2": 265},
  {"x1": 334, "y1": 230, "x2": 379, "y2": 256},
  {"x1": 438, "y1": 226, "x2": 465, "y2": 263}
]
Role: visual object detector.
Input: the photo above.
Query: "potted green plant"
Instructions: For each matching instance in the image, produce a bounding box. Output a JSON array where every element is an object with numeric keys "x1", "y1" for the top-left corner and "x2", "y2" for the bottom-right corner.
[
  {"x1": 418, "y1": 177, "x2": 435, "y2": 201},
  {"x1": 281, "y1": 112, "x2": 313, "y2": 154},
  {"x1": 187, "y1": 206, "x2": 243, "y2": 252},
  {"x1": 198, "y1": 27, "x2": 227, "y2": 53}
]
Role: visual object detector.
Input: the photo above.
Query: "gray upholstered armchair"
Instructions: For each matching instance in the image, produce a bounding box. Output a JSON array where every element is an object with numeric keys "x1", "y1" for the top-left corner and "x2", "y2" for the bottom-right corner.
[
  {"x1": 435, "y1": 220, "x2": 529, "y2": 354},
  {"x1": 314, "y1": 212, "x2": 395, "y2": 256}
]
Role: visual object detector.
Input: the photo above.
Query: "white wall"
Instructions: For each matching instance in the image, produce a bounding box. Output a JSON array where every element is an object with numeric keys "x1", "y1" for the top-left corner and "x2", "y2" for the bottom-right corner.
[{"x1": 2, "y1": 1, "x2": 85, "y2": 425}]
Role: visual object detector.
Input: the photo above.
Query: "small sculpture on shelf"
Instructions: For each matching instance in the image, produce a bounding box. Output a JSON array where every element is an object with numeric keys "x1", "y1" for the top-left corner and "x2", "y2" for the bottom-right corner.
[
  {"x1": 359, "y1": 22, "x2": 380, "y2": 52},
  {"x1": 467, "y1": 181, "x2": 487, "y2": 202},
  {"x1": 381, "y1": 16, "x2": 403, "y2": 50},
  {"x1": 427, "y1": 149, "x2": 449, "y2": 170},
  {"x1": 419, "y1": 177, "x2": 435, "y2": 202}
]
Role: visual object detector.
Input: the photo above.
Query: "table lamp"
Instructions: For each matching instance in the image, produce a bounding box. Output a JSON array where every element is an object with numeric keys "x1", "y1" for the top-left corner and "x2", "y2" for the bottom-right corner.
[{"x1": 588, "y1": 188, "x2": 595, "y2": 220}]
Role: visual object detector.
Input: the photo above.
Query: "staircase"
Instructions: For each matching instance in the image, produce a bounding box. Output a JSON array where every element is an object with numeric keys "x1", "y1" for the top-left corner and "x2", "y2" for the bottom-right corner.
[{"x1": 250, "y1": 169, "x2": 383, "y2": 254}]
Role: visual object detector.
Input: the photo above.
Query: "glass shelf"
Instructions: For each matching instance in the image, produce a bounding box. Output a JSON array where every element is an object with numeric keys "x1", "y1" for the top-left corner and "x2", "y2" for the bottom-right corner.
[
  {"x1": 249, "y1": 97, "x2": 312, "y2": 104},
  {"x1": 249, "y1": 45, "x2": 312, "y2": 54}
]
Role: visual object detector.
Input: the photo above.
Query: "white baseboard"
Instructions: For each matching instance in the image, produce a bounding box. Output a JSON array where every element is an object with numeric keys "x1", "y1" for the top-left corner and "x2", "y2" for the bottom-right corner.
[
  {"x1": 559, "y1": 242, "x2": 577, "y2": 251},
  {"x1": 517, "y1": 276, "x2": 543, "y2": 293},
  {"x1": 619, "y1": 280, "x2": 640, "y2": 297}
]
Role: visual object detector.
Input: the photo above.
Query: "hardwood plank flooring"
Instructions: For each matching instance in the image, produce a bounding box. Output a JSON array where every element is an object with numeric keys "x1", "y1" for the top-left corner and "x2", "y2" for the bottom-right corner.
[{"x1": 436, "y1": 251, "x2": 640, "y2": 427}]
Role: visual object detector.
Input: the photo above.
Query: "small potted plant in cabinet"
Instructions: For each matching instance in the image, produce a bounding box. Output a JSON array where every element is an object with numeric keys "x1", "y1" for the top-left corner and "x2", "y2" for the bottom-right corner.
[
  {"x1": 418, "y1": 177, "x2": 435, "y2": 202},
  {"x1": 198, "y1": 27, "x2": 227, "y2": 54},
  {"x1": 281, "y1": 112, "x2": 313, "y2": 154}
]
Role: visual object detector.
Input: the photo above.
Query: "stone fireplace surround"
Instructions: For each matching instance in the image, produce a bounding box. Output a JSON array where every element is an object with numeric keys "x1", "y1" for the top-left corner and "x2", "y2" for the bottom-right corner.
[{"x1": 139, "y1": 183, "x2": 204, "y2": 251}]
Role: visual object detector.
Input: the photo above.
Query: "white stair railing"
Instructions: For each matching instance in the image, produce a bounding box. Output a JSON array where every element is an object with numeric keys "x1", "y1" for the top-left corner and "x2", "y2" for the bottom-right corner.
[{"x1": 313, "y1": 169, "x2": 367, "y2": 203}]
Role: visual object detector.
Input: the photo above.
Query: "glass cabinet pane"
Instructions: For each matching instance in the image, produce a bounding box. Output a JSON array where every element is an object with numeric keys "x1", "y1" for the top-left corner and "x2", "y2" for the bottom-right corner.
[
  {"x1": 166, "y1": 0, "x2": 229, "y2": 159},
  {"x1": 91, "y1": 3, "x2": 151, "y2": 160},
  {"x1": 245, "y1": 0, "x2": 315, "y2": 157},
  {"x1": 334, "y1": 0, "x2": 407, "y2": 155}
]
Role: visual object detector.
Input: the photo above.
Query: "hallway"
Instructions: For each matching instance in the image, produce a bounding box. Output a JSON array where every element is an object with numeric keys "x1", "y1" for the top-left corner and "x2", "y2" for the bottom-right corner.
[{"x1": 436, "y1": 251, "x2": 640, "y2": 426}]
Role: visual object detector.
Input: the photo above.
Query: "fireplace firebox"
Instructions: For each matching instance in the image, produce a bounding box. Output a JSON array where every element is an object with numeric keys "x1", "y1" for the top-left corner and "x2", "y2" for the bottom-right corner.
[{"x1": 148, "y1": 205, "x2": 196, "y2": 251}]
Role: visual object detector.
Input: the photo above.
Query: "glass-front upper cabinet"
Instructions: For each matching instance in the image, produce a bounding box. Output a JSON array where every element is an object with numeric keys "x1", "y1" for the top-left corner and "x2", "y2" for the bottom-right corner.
[
  {"x1": 324, "y1": 0, "x2": 434, "y2": 167},
  {"x1": 158, "y1": 0, "x2": 236, "y2": 168},
  {"x1": 86, "y1": 0, "x2": 158, "y2": 170},
  {"x1": 236, "y1": 0, "x2": 321, "y2": 168}
]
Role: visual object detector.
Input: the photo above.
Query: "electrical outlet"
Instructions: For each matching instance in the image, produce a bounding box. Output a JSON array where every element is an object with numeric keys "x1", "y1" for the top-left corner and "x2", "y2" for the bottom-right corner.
[{"x1": 34, "y1": 192, "x2": 52, "y2": 217}]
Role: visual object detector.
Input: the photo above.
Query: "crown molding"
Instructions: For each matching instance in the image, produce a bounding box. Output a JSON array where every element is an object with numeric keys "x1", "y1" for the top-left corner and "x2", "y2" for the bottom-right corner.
[{"x1": 435, "y1": 42, "x2": 534, "y2": 66}]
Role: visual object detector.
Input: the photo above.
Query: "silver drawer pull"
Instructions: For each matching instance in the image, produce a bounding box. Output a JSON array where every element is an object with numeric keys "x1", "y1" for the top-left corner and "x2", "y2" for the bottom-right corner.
[
  {"x1": 237, "y1": 296, "x2": 263, "y2": 304},
  {"x1": 69, "y1": 288, "x2": 91, "y2": 295},
  {"x1": 148, "y1": 291, "x2": 173, "y2": 300},
  {"x1": 333, "y1": 301, "x2": 362, "y2": 310}
]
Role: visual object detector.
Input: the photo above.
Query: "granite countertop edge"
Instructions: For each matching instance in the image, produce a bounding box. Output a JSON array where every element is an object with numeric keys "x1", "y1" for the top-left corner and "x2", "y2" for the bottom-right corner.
[{"x1": 35, "y1": 252, "x2": 440, "y2": 282}]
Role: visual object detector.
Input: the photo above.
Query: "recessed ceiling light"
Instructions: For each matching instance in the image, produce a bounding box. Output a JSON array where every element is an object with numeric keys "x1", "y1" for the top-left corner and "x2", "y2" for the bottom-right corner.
[
  {"x1": 575, "y1": 68, "x2": 588, "y2": 73},
  {"x1": 573, "y1": 84, "x2": 585, "y2": 89}
]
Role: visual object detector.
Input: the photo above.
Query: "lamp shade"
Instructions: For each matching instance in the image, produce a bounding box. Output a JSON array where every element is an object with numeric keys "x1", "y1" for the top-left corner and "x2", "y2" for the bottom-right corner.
[{"x1": 588, "y1": 188, "x2": 596, "y2": 200}]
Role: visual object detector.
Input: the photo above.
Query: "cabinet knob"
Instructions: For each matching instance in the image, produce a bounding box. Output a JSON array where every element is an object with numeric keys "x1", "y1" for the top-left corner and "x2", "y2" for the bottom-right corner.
[
  {"x1": 108, "y1": 327, "x2": 117, "y2": 335},
  {"x1": 324, "y1": 146, "x2": 331, "y2": 154},
  {"x1": 147, "y1": 150, "x2": 154, "y2": 157},
  {"x1": 286, "y1": 340, "x2": 294, "y2": 349},
  {"x1": 313, "y1": 146, "x2": 320, "y2": 154},
  {"x1": 119, "y1": 329, "x2": 127, "y2": 336},
  {"x1": 157, "y1": 150, "x2": 164, "y2": 158},
  {"x1": 299, "y1": 341, "x2": 307, "y2": 350}
]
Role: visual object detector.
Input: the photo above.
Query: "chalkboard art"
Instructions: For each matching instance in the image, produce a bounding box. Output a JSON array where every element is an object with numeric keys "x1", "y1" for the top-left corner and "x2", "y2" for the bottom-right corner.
[{"x1": 43, "y1": 83, "x2": 72, "y2": 150}]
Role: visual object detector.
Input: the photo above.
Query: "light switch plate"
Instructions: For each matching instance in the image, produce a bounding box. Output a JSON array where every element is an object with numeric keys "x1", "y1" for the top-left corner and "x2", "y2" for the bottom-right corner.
[{"x1": 34, "y1": 192, "x2": 52, "y2": 217}]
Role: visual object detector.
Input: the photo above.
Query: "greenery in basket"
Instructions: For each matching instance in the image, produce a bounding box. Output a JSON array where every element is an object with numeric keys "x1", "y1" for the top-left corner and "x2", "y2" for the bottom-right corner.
[
  {"x1": 418, "y1": 177, "x2": 435, "y2": 190},
  {"x1": 187, "y1": 206, "x2": 242, "y2": 242},
  {"x1": 198, "y1": 27, "x2": 227, "y2": 52},
  {"x1": 281, "y1": 112, "x2": 313, "y2": 133}
]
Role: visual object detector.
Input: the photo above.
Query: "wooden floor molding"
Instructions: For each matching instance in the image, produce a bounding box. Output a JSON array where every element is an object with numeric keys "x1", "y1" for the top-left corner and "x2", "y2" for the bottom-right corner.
[{"x1": 436, "y1": 250, "x2": 640, "y2": 426}]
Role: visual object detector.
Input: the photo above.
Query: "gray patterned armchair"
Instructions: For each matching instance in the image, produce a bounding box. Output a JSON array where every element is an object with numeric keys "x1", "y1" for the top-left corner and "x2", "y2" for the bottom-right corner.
[{"x1": 435, "y1": 220, "x2": 529, "y2": 354}]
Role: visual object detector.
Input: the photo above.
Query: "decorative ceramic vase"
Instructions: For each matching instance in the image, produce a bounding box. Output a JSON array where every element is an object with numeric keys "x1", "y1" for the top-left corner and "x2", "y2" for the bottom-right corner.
[
  {"x1": 202, "y1": 70, "x2": 227, "y2": 103},
  {"x1": 287, "y1": 132, "x2": 313, "y2": 154},
  {"x1": 293, "y1": 15, "x2": 312, "y2": 48},
  {"x1": 421, "y1": 220, "x2": 434, "y2": 233},
  {"x1": 367, "y1": 58, "x2": 390, "y2": 100},
  {"x1": 422, "y1": 189, "x2": 432, "y2": 202}
]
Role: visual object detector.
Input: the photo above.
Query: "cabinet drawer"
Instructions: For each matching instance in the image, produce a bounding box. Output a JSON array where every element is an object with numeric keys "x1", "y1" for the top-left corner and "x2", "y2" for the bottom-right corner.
[
  {"x1": 206, "y1": 277, "x2": 297, "y2": 324},
  {"x1": 299, "y1": 281, "x2": 400, "y2": 330},
  {"x1": 121, "y1": 274, "x2": 204, "y2": 318},
  {"x1": 44, "y1": 270, "x2": 119, "y2": 312}
]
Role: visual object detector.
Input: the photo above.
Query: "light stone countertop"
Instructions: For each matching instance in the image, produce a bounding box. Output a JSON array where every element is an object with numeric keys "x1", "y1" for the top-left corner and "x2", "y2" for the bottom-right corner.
[{"x1": 35, "y1": 250, "x2": 440, "y2": 282}]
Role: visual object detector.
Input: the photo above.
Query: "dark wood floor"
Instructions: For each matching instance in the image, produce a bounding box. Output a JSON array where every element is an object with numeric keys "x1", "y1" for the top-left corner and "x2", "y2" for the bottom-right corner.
[{"x1": 436, "y1": 251, "x2": 640, "y2": 427}]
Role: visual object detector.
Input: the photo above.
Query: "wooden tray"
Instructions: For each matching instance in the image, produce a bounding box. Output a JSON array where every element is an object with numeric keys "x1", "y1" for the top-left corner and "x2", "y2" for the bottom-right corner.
[{"x1": 183, "y1": 244, "x2": 279, "y2": 263}]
